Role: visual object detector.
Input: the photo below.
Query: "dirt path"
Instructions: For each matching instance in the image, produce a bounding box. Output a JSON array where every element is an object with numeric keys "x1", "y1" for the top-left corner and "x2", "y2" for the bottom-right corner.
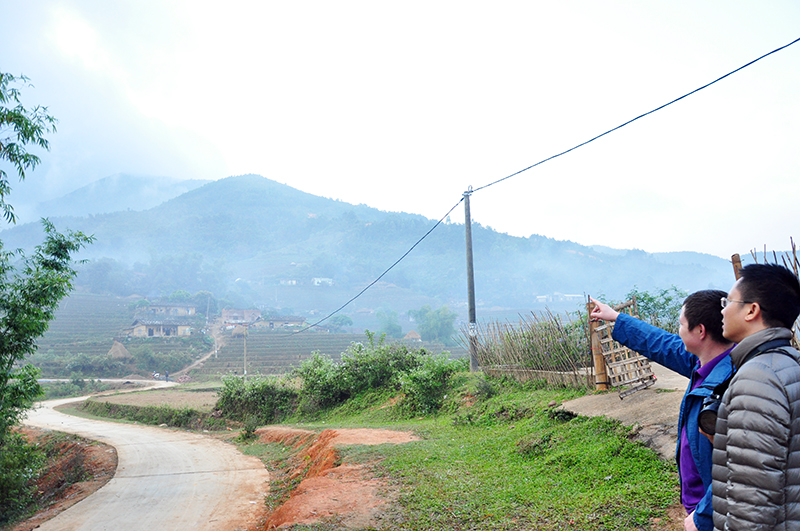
[
  {"x1": 174, "y1": 318, "x2": 225, "y2": 378},
  {"x1": 23, "y1": 397, "x2": 269, "y2": 531},
  {"x1": 255, "y1": 427, "x2": 419, "y2": 529}
]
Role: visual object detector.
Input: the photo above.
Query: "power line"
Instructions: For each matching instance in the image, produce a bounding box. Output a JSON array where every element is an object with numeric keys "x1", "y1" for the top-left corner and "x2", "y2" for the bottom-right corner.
[
  {"x1": 472, "y1": 35, "x2": 800, "y2": 193},
  {"x1": 294, "y1": 197, "x2": 465, "y2": 334},
  {"x1": 297, "y1": 35, "x2": 800, "y2": 332}
]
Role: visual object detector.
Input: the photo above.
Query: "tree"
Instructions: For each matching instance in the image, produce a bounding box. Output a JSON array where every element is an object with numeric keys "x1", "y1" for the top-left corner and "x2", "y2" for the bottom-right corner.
[
  {"x1": 409, "y1": 305, "x2": 458, "y2": 344},
  {"x1": 328, "y1": 314, "x2": 353, "y2": 332},
  {"x1": 0, "y1": 73, "x2": 57, "y2": 223},
  {"x1": 0, "y1": 73, "x2": 92, "y2": 442},
  {"x1": 376, "y1": 310, "x2": 402, "y2": 338},
  {"x1": 625, "y1": 285, "x2": 687, "y2": 334}
]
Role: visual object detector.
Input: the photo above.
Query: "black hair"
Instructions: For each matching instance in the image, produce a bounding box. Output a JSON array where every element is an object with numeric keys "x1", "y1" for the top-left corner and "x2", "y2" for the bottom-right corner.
[
  {"x1": 683, "y1": 290, "x2": 729, "y2": 344},
  {"x1": 738, "y1": 263, "x2": 800, "y2": 329}
]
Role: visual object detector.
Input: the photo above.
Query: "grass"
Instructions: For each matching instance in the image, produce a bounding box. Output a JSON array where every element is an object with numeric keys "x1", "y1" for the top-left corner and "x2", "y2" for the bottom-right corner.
[{"x1": 234, "y1": 375, "x2": 680, "y2": 530}]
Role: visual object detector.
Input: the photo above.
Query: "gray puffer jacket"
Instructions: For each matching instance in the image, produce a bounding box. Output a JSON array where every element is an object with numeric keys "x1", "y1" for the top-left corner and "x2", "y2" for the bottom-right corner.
[{"x1": 711, "y1": 327, "x2": 800, "y2": 531}]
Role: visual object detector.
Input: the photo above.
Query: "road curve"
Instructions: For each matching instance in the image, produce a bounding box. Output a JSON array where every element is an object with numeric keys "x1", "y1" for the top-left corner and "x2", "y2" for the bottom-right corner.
[{"x1": 24, "y1": 397, "x2": 269, "y2": 531}]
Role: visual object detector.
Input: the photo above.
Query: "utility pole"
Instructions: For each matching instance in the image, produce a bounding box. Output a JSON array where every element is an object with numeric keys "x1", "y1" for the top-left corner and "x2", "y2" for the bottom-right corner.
[
  {"x1": 243, "y1": 324, "x2": 248, "y2": 380},
  {"x1": 464, "y1": 187, "x2": 478, "y2": 372}
]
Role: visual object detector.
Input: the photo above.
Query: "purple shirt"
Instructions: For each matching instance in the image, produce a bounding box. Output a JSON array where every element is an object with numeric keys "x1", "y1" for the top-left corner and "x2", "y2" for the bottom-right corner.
[{"x1": 679, "y1": 349, "x2": 731, "y2": 514}]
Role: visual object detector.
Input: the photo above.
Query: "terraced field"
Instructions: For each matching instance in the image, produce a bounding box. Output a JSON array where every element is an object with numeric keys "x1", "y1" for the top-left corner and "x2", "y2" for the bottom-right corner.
[
  {"x1": 190, "y1": 330, "x2": 468, "y2": 377},
  {"x1": 25, "y1": 292, "x2": 468, "y2": 378}
]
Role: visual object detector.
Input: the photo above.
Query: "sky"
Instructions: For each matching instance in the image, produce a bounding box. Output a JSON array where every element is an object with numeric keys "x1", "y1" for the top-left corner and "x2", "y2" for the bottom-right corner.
[{"x1": 1, "y1": 1, "x2": 799, "y2": 259}]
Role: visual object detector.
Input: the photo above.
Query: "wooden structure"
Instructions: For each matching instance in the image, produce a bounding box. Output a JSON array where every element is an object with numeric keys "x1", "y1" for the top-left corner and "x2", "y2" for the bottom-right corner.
[{"x1": 588, "y1": 297, "x2": 656, "y2": 399}]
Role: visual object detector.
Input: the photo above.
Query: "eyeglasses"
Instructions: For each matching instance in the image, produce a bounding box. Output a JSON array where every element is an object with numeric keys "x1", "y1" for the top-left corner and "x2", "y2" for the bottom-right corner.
[{"x1": 720, "y1": 297, "x2": 752, "y2": 309}]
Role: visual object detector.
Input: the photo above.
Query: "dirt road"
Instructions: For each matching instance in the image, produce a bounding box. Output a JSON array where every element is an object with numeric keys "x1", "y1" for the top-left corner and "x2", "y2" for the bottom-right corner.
[{"x1": 24, "y1": 397, "x2": 269, "y2": 531}]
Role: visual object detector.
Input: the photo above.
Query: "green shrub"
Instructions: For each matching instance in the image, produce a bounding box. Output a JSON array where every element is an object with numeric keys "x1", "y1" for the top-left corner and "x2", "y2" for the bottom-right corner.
[
  {"x1": 238, "y1": 415, "x2": 260, "y2": 442},
  {"x1": 0, "y1": 432, "x2": 44, "y2": 525},
  {"x1": 338, "y1": 331, "x2": 424, "y2": 395},
  {"x1": 293, "y1": 352, "x2": 348, "y2": 410},
  {"x1": 399, "y1": 355, "x2": 467, "y2": 415},
  {"x1": 81, "y1": 400, "x2": 225, "y2": 430},
  {"x1": 215, "y1": 375, "x2": 298, "y2": 423}
]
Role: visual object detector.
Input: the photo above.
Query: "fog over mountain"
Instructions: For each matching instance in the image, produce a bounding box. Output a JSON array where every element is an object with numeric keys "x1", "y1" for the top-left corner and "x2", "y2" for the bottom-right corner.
[{"x1": 1, "y1": 174, "x2": 737, "y2": 322}]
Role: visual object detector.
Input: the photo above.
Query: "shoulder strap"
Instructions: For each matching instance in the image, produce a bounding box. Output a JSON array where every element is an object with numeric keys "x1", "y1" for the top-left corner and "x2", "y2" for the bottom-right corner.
[{"x1": 709, "y1": 338, "x2": 794, "y2": 397}]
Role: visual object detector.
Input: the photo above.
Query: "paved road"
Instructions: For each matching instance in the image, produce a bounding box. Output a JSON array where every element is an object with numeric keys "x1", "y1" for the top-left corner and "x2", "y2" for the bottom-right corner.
[{"x1": 24, "y1": 397, "x2": 269, "y2": 531}]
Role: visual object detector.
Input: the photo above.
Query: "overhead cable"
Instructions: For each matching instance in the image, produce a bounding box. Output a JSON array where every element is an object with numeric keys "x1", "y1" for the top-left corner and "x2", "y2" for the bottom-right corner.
[
  {"x1": 294, "y1": 197, "x2": 465, "y2": 334},
  {"x1": 299, "y1": 35, "x2": 800, "y2": 332},
  {"x1": 472, "y1": 35, "x2": 800, "y2": 193}
]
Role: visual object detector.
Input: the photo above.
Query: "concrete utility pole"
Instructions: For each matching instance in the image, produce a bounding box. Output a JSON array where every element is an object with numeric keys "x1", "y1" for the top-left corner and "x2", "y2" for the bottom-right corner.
[{"x1": 464, "y1": 187, "x2": 478, "y2": 372}]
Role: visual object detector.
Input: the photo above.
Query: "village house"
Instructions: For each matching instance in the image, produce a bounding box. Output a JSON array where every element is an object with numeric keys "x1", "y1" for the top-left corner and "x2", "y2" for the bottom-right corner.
[
  {"x1": 145, "y1": 302, "x2": 197, "y2": 317},
  {"x1": 221, "y1": 308, "x2": 262, "y2": 325},
  {"x1": 125, "y1": 319, "x2": 192, "y2": 338},
  {"x1": 252, "y1": 315, "x2": 306, "y2": 329}
]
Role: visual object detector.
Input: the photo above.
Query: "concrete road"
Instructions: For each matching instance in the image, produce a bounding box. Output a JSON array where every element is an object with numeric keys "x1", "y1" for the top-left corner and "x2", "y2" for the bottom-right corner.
[{"x1": 24, "y1": 397, "x2": 269, "y2": 531}]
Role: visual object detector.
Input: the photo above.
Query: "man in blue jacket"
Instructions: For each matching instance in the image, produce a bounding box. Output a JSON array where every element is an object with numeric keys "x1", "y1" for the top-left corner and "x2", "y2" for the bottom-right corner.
[{"x1": 590, "y1": 290, "x2": 733, "y2": 531}]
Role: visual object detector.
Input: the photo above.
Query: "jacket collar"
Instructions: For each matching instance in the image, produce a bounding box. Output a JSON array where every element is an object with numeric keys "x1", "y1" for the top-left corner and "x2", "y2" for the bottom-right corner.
[{"x1": 730, "y1": 327, "x2": 794, "y2": 369}]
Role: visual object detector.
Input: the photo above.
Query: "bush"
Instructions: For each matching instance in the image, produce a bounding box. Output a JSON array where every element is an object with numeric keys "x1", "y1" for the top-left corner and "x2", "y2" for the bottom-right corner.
[
  {"x1": 0, "y1": 432, "x2": 44, "y2": 525},
  {"x1": 215, "y1": 375, "x2": 298, "y2": 423},
  {"x1": 214, "y1": 336, "x2": 465, "y2": 421},
  {"x1": 80, "y1": 400, "x2": 224, "y2": 430},
  {"x1": 338, "y1": 332, "x2": 424, "y2": 396},
  {"x1": 399, "y1": 355, "x2": 467, "y2": 415},
  {"x1": 293, "y1": 352, "x2": 348, "y2": 411}
]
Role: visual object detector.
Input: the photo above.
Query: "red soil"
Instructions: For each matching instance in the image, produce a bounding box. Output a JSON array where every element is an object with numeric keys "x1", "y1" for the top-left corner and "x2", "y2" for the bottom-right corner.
[{"x1": 254, "y1": 427, "x2": 419, "y2": 530}]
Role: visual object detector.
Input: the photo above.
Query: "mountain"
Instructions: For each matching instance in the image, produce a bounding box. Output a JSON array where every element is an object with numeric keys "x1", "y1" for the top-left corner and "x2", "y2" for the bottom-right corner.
[
  {"x1": 0, "y1": 174, "x2": 736, "y2": 321},
  {"x1": 28, "y1": 173, "x2": 210, "y2": 219}
]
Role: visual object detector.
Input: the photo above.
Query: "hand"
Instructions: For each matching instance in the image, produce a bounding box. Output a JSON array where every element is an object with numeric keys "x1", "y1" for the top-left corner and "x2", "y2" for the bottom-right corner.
[
  {"x1": 698, "y1": 425, "x2": 714, "y2": 445},
  {"x1": 589, "y1": 297, "x2": 619, "y2": 322},
  {"x1": 684, "y1": 510, "x2": 699, "y2": 531}
]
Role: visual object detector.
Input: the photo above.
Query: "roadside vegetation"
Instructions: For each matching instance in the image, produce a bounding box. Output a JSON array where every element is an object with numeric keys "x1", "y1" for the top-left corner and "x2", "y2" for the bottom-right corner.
[
  {"x1": 39, "y1": 378, "x2": 141, "y2": 400},
  {"x1": 232, "y1": 373, "x2": 678, "y2": 530},
  {"x1": 74, "y1": 327, "x2": 679, "y2": 530}
]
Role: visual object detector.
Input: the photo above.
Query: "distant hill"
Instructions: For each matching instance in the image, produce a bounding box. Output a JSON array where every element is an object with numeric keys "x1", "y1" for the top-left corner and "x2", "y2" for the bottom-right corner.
[
  {"x1": 0, "y1": 174, "x2": 737, "y2": 323},
  {"x1": 28, "y1": 173, "x2": 210, "y2": 219}
]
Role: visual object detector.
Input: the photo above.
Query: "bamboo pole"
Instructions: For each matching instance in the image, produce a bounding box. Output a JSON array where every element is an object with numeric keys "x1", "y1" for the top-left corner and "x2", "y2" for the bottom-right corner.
[
  {"x1": 731, "y1": 253, "x2": 743, "y2": 280},
  {"x1": 587, "y1": 298, "x2": 609, "y2": 391}
]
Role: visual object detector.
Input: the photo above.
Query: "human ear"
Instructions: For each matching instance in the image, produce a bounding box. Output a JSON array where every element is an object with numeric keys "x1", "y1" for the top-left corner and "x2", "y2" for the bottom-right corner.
[{"x1": 744, "y1": 302, "x2": 761, "y2": 323}]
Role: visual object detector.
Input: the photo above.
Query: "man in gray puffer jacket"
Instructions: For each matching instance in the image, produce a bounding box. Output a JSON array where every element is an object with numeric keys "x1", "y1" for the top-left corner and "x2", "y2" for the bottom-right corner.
[{"x1": 711, "y1": 263, "x2": 800, "y2": 531}]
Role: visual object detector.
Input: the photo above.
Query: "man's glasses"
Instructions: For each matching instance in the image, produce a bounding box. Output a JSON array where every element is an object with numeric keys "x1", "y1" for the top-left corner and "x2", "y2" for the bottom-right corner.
[{"x1": 721, "y1": 297, "x2": 752, "y2": 309}]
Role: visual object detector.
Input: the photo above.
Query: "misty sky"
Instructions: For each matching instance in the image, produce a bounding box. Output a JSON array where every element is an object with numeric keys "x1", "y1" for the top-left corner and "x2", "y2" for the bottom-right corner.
[{"x1": 1, "y1": 1, "x2": 799, "y2": 259}]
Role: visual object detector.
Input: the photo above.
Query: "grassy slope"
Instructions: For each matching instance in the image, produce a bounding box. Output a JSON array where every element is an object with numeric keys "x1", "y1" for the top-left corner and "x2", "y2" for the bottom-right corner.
[{"x1": 240, "y1": 375, "x2": 680, "y2": 531}]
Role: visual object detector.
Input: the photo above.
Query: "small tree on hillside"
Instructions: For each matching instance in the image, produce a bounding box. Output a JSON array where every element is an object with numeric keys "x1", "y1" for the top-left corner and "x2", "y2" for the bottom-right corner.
[
  {"x1": 410, "y1": 304, "x2": 458, "y2": 345},
  {"x1": 376, "y1": 309, "x2": 402, "y2": 338}
]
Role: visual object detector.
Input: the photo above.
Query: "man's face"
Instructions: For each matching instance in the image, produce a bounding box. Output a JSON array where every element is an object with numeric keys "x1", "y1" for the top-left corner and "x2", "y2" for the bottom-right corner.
[
  {"x1": 678, "y1": 306, "x2": 701, "y2": 355},
  {"x1": 721, "y1": 281, "x2": 749, "y2": 343}
]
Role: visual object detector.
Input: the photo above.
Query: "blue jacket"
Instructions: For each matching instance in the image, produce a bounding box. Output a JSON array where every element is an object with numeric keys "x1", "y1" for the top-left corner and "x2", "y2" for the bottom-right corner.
[{"x1": 612, "y1": 313, "x2": 732, "y2": 531}]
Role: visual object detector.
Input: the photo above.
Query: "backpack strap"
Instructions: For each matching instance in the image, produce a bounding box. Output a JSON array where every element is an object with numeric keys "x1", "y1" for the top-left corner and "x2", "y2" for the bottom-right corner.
[{"x1": 710, "y1": 338, "x2": 794, "y2": 397}]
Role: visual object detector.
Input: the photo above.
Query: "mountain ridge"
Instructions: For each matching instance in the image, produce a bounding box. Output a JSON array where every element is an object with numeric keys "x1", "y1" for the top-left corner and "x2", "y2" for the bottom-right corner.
[{"x1": 0, "y1": 174, "x2": 736, "y2": 316}]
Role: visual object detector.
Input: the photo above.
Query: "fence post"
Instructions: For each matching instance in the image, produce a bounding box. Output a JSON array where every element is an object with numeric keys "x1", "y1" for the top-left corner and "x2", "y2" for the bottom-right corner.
[{"x1": 587, "y1": 298, "x2": 609, "y2": 391}]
